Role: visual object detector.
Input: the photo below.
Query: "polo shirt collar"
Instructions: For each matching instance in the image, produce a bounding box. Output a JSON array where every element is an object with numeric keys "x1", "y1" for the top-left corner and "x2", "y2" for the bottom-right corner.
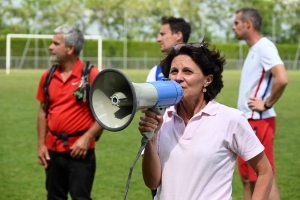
[
  {"x1": 201, "y1": 100, "x2": 219, "y2": 116},
  {"x1": 52, "y1": 59, "x2": 84, "y2": 79}
]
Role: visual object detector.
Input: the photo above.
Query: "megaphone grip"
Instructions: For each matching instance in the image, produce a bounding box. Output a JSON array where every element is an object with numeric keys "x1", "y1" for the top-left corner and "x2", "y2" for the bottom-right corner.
[{"x1": 143, "y1": 107, "x2": 166, "y2": 140}]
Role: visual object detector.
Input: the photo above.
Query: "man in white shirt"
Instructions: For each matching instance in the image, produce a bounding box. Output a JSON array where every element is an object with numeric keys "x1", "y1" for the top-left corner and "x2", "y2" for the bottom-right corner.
[
  {"x1": 146, "y1": 16, "x2": 191, "y2": 82},
  {"x1": 232, "y1": 7, "x2": 288, "y2": 200}
]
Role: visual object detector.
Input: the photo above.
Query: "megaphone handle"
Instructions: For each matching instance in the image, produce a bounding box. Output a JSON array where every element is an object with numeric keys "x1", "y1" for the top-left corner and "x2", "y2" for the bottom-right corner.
[{"x1": 143, "y1": 107, "x2": 166, "y2": 140}]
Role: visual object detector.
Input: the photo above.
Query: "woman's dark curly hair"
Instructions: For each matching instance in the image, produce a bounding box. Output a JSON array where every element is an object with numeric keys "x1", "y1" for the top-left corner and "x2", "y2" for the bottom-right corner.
[{"x1": 160, "y1": 39, "x2": 226, "y2": 102}]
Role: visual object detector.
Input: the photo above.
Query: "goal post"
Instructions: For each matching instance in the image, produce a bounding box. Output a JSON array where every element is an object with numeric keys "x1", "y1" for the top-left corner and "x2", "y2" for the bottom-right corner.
[{"x1": 6, "y1": 34, "x2": 102, "y2": 74}]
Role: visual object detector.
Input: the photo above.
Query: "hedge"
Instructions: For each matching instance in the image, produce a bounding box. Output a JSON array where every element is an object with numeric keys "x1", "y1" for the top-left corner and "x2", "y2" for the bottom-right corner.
[{"x1": 0, "y1": 37, "x2": 298, "y2": 60}]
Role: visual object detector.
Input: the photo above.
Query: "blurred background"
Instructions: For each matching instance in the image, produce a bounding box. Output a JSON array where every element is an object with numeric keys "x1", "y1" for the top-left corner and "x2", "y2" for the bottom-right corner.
[
  {"x1": 0, "y1": 1, "x2": 299, "y2": 199},
  {"x1": 1, "y1": 0, "x2": 300, "y2": 71}
]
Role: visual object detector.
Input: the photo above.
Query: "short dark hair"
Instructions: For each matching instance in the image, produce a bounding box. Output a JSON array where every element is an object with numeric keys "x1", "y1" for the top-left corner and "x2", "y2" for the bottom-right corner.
[
  {"x1": 161, "y1": 16, "x2": 191, "y2": 43},
  {"x1": 160, "y1": 40, "x2": 226, "y2": 102},
  {"x1": 236, "y1": 7, "x2": 262, "y2": 31}
]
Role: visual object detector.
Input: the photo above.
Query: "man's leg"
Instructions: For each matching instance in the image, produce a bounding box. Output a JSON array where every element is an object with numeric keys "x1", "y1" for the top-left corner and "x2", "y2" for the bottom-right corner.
[
  {"x1": 69, "y1": 149, "x2": 96, "y2": 200},
  {"x1": 254, "y1": 118, "x2": 280, "y2": 200},
  {"x1": 46, "y1": 151, "x2": 69, "y2": 200}
]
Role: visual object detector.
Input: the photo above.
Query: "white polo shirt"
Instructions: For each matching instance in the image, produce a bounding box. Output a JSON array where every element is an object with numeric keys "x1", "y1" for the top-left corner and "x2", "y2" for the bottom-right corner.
[
  {"x1": 237, "y1": 37, "x2": 284, "y2": 119},
  {"x1": 154, "y1": 100, "x2": 264, "y2": 200}
]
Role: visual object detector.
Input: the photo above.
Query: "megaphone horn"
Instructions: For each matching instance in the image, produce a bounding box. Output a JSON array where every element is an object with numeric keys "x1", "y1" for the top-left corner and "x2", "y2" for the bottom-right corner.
[{"x1": 89, "y1": 68, "x2": 183, "y2": 138}]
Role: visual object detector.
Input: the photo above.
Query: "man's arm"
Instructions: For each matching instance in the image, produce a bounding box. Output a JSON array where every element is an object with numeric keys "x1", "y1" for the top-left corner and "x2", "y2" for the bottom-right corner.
[
  {"x1": 265, "y1": 64, "x2": 288, "y2": 107},
  {"x1": 70, "y1": 122, "x2": 104, "y2": 159},
  {"x1": 37, "y1": 103, "x2": 50, "y2": 168},
  {"x1": 248, "y1": 64, "x2": 288, "y2": 111}
]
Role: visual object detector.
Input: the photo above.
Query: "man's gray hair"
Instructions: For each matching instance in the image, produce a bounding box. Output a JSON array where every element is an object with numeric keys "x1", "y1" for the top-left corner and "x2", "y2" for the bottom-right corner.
[
  {"x1": 54, "y1": 25, "x2": 85, "y2": 56},
  {"x1": 236, "y1": 7, "x2": 262, "y2": 31}
]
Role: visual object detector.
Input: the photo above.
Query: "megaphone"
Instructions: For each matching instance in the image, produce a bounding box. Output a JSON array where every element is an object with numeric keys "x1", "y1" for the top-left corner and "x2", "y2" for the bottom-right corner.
[{"x1": 89, "y1": 68, "x2": 183, "y2": 139}]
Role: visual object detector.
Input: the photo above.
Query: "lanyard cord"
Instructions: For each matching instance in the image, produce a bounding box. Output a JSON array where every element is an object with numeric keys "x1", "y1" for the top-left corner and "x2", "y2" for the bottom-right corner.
[
  {"x1": 122, "y1": 107, "x2": 166, "y2": 199},
  {"x1": 122, "y1": 137, "x2": 149, "y2": 200}
]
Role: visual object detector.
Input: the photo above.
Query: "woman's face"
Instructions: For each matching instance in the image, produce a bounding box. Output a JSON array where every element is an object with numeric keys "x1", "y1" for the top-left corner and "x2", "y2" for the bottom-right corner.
[{"x1": 169, "y1": 54, "x2": 212, "y2": 101}]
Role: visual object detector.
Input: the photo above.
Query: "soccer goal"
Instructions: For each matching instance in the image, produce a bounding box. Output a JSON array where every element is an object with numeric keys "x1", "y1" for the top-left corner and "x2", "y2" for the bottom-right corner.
[{"x1": 6, "y1": 34, "x2": 102, "y2": 74}]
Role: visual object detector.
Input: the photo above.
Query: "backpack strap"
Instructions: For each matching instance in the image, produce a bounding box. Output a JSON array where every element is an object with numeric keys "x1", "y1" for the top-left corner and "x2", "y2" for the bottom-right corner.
[
  {"x1": 82, "y1": 61, "x2": 93, "y2": 83},
  {"x1": 84, "y1": 61, "x2": 93, "y2": 102},
  {"x1": 82, "y1": 61, "x2": 93, "y2": 101},
  {"x1": 43, "y1": 64, "x2": 58, "y2": 118},
  {"x1": 73, "y1": 61, "x2": 94, "y2": 102}
]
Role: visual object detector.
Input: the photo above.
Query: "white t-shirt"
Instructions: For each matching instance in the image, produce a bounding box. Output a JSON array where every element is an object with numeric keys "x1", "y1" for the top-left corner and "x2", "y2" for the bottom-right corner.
[
  {"x1": 237, "y1": 37, "x2": 284, "y2": 119},
  {"x1": 146, "y1": 65, "x2": 164, "y2": 82},
  {"x1": 154, "y1": 100, "x2": 264, "y2": 200}
]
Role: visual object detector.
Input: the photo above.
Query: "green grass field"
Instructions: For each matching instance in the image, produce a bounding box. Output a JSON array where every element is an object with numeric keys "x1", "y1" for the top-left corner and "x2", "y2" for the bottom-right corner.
[{"x1": 0, "y1": 69, "x2": 299, "y2": 200}]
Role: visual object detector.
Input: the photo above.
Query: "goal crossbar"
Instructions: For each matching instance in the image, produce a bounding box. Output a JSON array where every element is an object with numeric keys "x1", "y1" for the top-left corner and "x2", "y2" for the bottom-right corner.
[{"x1": 6, "y1": 34, "x2": 102, "y2": 74}]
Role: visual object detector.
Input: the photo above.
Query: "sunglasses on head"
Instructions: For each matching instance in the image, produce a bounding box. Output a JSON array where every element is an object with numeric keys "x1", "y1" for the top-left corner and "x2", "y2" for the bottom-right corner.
[
  {"x1": 172, "y1": 43, "x2": 209, "y2": 57},
  {"x1": 172, "y1": 43, "x2": 213, "y2": 68}
]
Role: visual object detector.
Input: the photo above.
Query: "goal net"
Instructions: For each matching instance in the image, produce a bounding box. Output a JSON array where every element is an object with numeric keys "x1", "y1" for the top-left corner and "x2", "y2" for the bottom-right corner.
[{"x1": 6, "y1": 34, "x2": 102, "y2": 74}]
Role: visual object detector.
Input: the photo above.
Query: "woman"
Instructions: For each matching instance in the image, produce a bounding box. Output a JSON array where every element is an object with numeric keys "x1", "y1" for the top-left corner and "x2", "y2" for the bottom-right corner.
[{"x1": 138, "y1": 41, "x2": 273, "y2": 200}]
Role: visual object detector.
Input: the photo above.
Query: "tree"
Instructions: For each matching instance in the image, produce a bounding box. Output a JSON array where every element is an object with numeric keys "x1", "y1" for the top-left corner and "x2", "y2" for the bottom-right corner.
[
  {"x1": 0, "y1": 0, "x2": 299, "y2": 44},
  {"x1": 278, "y1": 0, "x2": 300, "y2": 43},
  {"x1": 0, "y1": 0, "x2": 15, "y2": 35},
  {"x1": 85, "y1": 0, "x2": 125, "y2": 39},
  {"x1": 171, "y1": 0, "x2": 207, "y2": 42},
  {"x1": 1, "y1": 0, "x2": 91, "y2": 34},
  {"x1": 123, "y1": 0, "x2": 170, "y2": 40},
  {"x1": 85, "y1": 0, "x2": 173, "y2": 40}
]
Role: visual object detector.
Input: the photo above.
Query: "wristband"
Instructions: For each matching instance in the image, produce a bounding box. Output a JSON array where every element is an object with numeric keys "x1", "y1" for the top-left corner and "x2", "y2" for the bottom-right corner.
[{"x1": 264, "y1": 102, "x2": 272, "y2": 110}]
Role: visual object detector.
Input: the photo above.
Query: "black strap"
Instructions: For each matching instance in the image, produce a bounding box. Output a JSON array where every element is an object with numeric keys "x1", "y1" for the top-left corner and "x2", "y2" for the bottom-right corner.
[
  {"x1": 82, "y1": 61, "x2": 93, "y2": 99},
  {"x1": 82, "y1": 61, "x2": 93, "y2": 83},
  {"x1": 49, "y1": 129, "x2": 87, "y2": 147},
  {"x1": 43, "y1": 65, "x2": 58, "y2": 118}
]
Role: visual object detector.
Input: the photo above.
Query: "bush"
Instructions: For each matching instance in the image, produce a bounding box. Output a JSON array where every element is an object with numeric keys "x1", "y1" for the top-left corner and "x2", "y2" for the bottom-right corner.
[{"x1": 0, "y1": 37, "x2": 298, "y2": 60}]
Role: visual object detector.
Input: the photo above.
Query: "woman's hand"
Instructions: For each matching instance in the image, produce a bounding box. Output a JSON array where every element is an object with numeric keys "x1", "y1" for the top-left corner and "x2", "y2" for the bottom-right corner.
[{"x1": 138, "y1": 109, "x2": 163, "y2": 138}]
